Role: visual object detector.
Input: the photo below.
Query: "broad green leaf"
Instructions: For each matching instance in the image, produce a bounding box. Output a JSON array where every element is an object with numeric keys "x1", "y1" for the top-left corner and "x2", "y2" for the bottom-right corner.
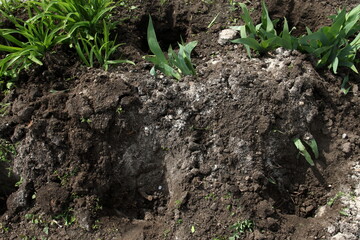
[
  {"x1": 232, "y1": 38, "x2": 262, "y2": 51},
  {"x1": 239, "y1": 3, "x2": 256, "y2": 34},
  {"x1": 340, "y1": 75, "x2": 351, "y2": 95},
  {"x1": 332, "y1": 57, "x2": 339, "y2": 74},
  {"x1": 147, "y1": 16, "x2": 167, "y2": 64},
  {"x1": 293, "y1": 138, "x2": 315, "y2": 166},
  {"x1": 261, "y1": 0, "x2": 274, "y2": 33},
  {"x1": 304, "y1": 139, "x2": 319, "y2": 159}
]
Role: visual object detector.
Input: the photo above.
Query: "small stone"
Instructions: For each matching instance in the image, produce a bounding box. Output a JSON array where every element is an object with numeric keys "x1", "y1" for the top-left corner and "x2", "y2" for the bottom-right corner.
[
  {"x1": 342, "y1": 133, "x2": 347, "y2": 139},
  {"x1": 218, "y1": 29, "x2": 238, "y2": 45},
  {"x1": 341, "y1": 142, "x2": 351, "y2": 153},
  {"x1": 188, "y1": 142, "x2": 200, "y2": 151},
  {"x1": 305, "y1": 205, "x2": 314, "y2": 214},
  {"x1": 327, "y1": 225, "x2": 336, "y2": 234},
  {"x1": 210, "y1": 202, "x2": 218, "y2": 211}
]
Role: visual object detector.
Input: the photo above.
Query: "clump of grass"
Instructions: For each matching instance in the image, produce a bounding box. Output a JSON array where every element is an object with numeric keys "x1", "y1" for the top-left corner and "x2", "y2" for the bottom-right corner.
[{"x1": 0, "y1": 0, "x2": 133, "y2": 90}]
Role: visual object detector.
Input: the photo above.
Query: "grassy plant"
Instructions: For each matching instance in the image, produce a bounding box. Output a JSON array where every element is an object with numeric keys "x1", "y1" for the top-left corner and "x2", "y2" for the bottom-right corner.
[
  {"x1": 231, "y1": 1, "x2": 297, "y2": 57},
  {"x1": 144, "y1": 16, "x2": 197, "y2": 80},
  {"x1": 0, "y1": 0, "x2": 24, "y2": 15},
  {"x1": 75, "y1": 20, "x2": 134, "y2": 70},
  {"x1": 0, "y1": 0, "x2": 133, "y2": 84},
  {"x1": 299, "y1": 5, "x2": 360, "y2": 74},
  {"x1": 0, "y1": 6, "x2": 71, "y2": 82},
  {"x1": 40, "y1": 0, "x2": 116, "y2": 36}
]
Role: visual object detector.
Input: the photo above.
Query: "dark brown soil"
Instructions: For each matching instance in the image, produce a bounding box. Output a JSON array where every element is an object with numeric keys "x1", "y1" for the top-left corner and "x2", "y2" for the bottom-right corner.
[{"x1": 1, "y1": 0, "x2": 360, "y2": 240}]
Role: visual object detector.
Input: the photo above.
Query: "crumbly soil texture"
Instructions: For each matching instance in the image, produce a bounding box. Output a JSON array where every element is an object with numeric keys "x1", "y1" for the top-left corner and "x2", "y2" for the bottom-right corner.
[{"x1": 1, "y1": 0, "x2": 360, "y2": 239}]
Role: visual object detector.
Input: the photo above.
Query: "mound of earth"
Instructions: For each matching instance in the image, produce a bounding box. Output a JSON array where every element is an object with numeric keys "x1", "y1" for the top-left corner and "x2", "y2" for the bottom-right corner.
[{"x1": 0, "y1": 0, "x2": 359, "y2": 239}]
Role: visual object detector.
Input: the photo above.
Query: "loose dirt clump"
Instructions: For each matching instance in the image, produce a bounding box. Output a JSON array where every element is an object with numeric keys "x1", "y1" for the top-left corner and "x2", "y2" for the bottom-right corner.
[{"x1": 0, "y1": 0, "x2": 359, "y2": 239}]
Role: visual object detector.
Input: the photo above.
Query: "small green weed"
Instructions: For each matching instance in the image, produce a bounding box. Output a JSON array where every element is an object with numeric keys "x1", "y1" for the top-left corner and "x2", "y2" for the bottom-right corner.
[
  {"x1": 80, "y1": 117, "x2": 92, "y2": 124},
  {"x1": 0, "y1": 139, "x2": 16, "y2": 163},
  {"x1": 190, "y1": 225, "x2": 196, "y2": 233},
  {"x1": 175, "y1": 199, "x2": 182, "y2": 209},
  {"x1": 54, "y1": 208, "x2": 76, "y2": 226},
  {"x1": 0, "y1": 222, "x2": 9, "y2": 233},
  {"x1": 204, "y1": 192, "x2": 217, "y2": 200},
  {"x1": 339, "y1": 208, "x2": 350, "y2": 216},
  {"x1": 144, "y1": 16, "x2": 197, "y2": 80},
  {"x1": 327, "y1": 191, "x2": 345, "y2": 206},
  {"x1": 0, "y1": 102, "x2": 10, "y2": 116},
  {"x1": 176, "y1": 218, "x2": 183, "y2": 224},
  {"x1": 229, "y1": 220, "x2": 254, "y2": 239},
  {"x1": 116, "y1": 106, "x2": 124, "y2": 114}
]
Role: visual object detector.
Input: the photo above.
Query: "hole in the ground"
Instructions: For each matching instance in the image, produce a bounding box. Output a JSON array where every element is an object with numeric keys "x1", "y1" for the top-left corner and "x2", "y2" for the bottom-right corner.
[
  {"x1": 263, "y1": 146, "x2": 329, "y2": 218},
  {"x1": 136, "y1": 14, "x2": 189, "y2": 53},
  {"x1": 0, "y1": 162, "x2": 19, "y2": 215}
]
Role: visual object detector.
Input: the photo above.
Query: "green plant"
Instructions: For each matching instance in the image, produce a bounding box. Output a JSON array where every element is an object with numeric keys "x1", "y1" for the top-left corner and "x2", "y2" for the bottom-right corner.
[
  {"x1": 299, "y1": 5, "x2": 360, "y2": 74},
  {"x1": 54, "y1": 208, "x2": 76, "y2": 226},
  {"x1": 174, "y1": 199, "x2": 182, "y2": 208},
  {"x1": 191, "y1": 225, "x2": 196, "y2": 233},
  {"x1": 0, "y1": 5, "x2": 71, "y2": 82},
  {"x1": 176, "y1": 218, "x2": 183, "y2": 224},
  {"x1": 0, "y1": 102, "x2": 10, "y2": 116},
  {"x1": 144, "y1": 15, "x2": 197, "y2": 80},
  {"x1": 75, "y1": 20, "x2": 134, "y2": 70},
  {"x1": 229, "y1": 220, "x2": 254, "y2": 239},
  {"x1": 327, "y1": 191, "x2": 345, "y2": 206},
  {"x1": 231, "y1": 1, "x2": 297, "y2": 57},
  {"x1": 0, "y1": 139, "x2": 16, "y2": 163},
  {"x1": 80, "y1": 117, "x2": 92, "y2": 123},
  {"x1": 0, "y1": 0, "x2": 24, "y2": 15},
  {"x1": 41, "y1": 0, "x2": 116, "y2": 36},
  {"x1": 116, "y1": 106, "x2": 124, "y2": 114},
  {"x1": 204, "y1": 192, "x2": 217, "y2": 200},
  {"x1": 293, "y1": 137, "x2": 319, "y2": 166}
]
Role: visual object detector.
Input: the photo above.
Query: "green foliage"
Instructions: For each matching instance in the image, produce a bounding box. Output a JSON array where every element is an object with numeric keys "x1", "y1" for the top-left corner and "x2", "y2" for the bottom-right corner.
[
  {"x1": 0, "y1": 8, "x2": 71, "y2": 78},
  {"x1": 0, "y1": 0, "x2": 24, "y2": 15},
  {"x1": 41, "y1": 0, "x2": 116, "y2": 36},
  {"x1": 144, "y1": 16, "x2": 197, "y2": 80},
  {"x1": 54, "y1": 208, "x2": 76, "y2": 226},
  {"x1": 299, "y1": 5, "x2": 360, "y2": 74},
  {"x1": 231, "y1": 2, "x2": 360, "y2": 75},
  {"x1": 327, "y1": 191, "x2": 345, "y2": 206},
  {"x1": 0, "y1": 139, "x2": 16, "y2": 163},
  {"x1": 229, "y1": 220, "x2": 254, "y2": 239},
  {"x1": 231, "y1": 1, "x2": 297, "y2": 57},
  {"x1": 0, "y1": 0, "x2": 133, "y2": 87},
  {"x1": 293, "y1": 137, "x2": 319, "y2": 166},
  {"x1": 75, "y1": 20, "x2": 134, "y2": 70}
]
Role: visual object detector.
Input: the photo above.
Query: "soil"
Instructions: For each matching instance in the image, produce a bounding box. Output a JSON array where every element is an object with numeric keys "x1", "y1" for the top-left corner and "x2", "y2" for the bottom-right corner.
[{"x1": 0, "y1": 0, "x2": 360, "y2": 240}]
